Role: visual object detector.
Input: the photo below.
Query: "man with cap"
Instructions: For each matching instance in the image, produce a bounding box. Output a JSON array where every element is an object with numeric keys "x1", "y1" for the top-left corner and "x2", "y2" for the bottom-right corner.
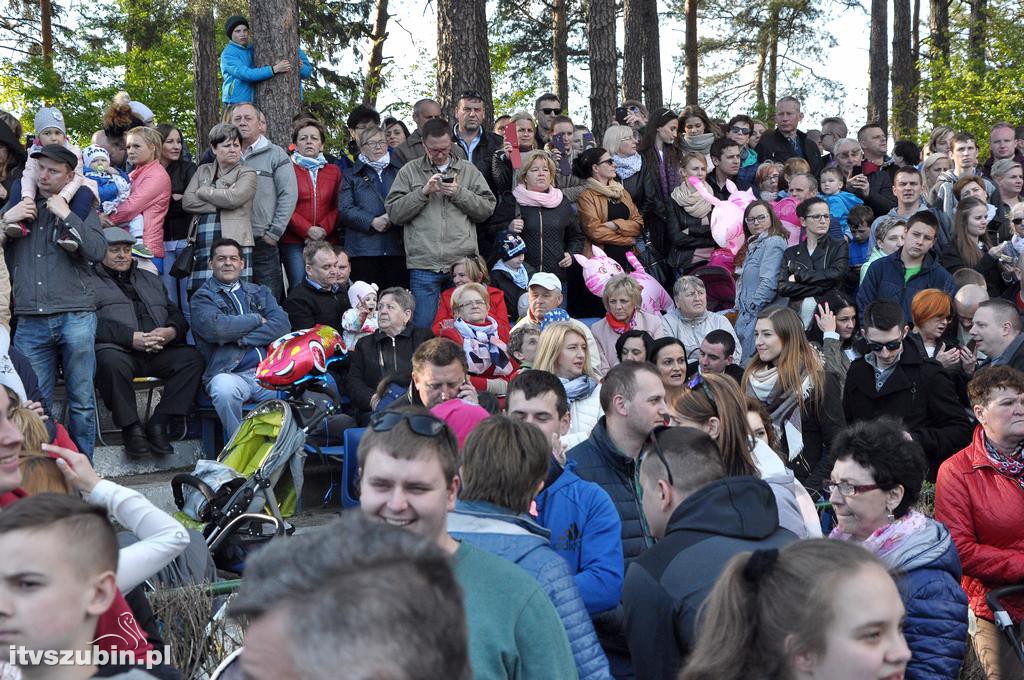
[
  {"x1": 88, "y1": 227, "x2": 205, "y2": 457},
  {"x1": 0, "y1": 144, "x2": 107, "y2": 456},
  {"x1": 512, "y1": 272, "x2": 602, "y2": 374},
  {"x1": 489, "y1": 232, "x2": 535, "y2": 323},
  {"x1": 220, "y1": 15, "x2": 312, "y2": 106}
]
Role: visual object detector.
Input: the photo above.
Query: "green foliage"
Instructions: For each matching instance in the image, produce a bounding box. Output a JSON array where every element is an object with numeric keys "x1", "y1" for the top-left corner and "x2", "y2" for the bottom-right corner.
[{"x1": 918, "y1": 1, "x2": 1024, "y2": 159}]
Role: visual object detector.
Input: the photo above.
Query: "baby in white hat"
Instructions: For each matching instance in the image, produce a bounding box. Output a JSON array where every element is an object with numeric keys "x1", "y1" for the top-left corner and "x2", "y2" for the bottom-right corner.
[{"x1": 341, "y1": 281, "x2": 379, "y2": 348}]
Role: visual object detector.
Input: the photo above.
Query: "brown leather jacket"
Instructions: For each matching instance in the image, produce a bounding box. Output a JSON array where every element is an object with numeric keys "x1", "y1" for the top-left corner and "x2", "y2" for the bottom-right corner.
[{"x1": 576, "y1": 187, "x2": 643, "y2": 256}]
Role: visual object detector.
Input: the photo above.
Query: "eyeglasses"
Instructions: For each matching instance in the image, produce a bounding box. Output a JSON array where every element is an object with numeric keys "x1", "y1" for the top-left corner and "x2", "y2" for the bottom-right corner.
[
  {"x1": 822, "y1": 480, "x2": 883, "y2": 497},
  {"x1": 745, "y1": 213, "x2": 769, "y2": 224},
  {"x1": 1013, "y1": 218, "x2": 1024, "y2": 226},
  {"x1": 598, "y1": 158, "x2": 615, "y2": 166},
  {"x1": 458, "y1": 90, "x2": 483, "y2": 101},
  {"x1": 730, "y1": 126, "x2": 751, "y2": 135},
  {"x1": 644, "y1": 425, "x2": 674, "y2": 487},
  {"x1": 368, "y1": 411, "x2": 446, "y2": 437},
  {"x1": 362, "y1": 139, "x2": 387, "y2": 149},
  {"x1": 541, "y1": 107, "x2": 563, "y2": 115},
  {"x1": 865, "y1": 338, "x2": 903, "y2": 352},
  {"x1": 686, "y1": 373, "x2": 718, "y2": 416},
  {"x1": 458, "y1": 299, "x2": 486, "y2": 309},
  {"x1": 805, "y1": 213, "x2": 831, "y2": 222}
]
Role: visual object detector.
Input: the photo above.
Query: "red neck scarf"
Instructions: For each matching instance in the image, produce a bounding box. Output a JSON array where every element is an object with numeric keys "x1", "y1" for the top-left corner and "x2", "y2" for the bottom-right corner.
[{"x1": 605, "y1": 312, "x2": 635, "y2": 335}]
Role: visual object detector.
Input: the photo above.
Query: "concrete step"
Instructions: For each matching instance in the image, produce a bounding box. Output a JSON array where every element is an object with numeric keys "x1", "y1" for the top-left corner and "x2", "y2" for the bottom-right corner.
[{"x1": 93, "y1": 438, "x2": 203, "y2": 479}]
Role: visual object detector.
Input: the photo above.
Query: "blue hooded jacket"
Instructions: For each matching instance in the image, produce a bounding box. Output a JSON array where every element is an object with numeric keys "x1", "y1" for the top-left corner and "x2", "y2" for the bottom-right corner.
[
  {"x1": 883, "y1": 517, "x2": 968, "y2": 680},
  {"x1": 857, "y1": 248, "x2": 956, "y2": 322},
  {"x1": 449, "y1": 499, "x2": 612, "y2": 680},
  {"x1": 220, "y1": 41, "x2": 312, "y2": 105},
  {"x1": 534, "y1": 460, "x2": 624, "y2": 615}
]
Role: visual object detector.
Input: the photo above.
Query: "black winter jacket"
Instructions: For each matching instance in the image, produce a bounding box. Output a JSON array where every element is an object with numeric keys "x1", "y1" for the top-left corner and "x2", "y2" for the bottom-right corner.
[
  {"x1": 89, "y1": 263, "x2": 188, "y2": 352},
  {"x1": 486, "y1": 193, "x2": 584, "y2": 277},
  {"x1": 776, "y1": 237, "x2": 849, "y2": 306},
  {"x1": 163, "y1": 159, "x2": 198, "y2": 241},
  {"x1": 621, "y1": 477, "x2": 796, "y2": 680},
  {"x1": 938, "y1": 240, "x2": 1006, "y2": 299},
  {"x1": 453, "y1": 127, "x2": 504, "y2": 194},
  {"x1": 344, "y1": 324, "x2": 433, "y2": 412},
  {"x1": 568, "y1": 417, "x2": 652, "y2": 561},
  {"x1": 843, "y1": 341, "x2": 973, "y2": 479},
  {"x1": 282, "y1": 279, "x2": 351, "y2": 331},
  {"x1": 664, "y1": 202, "x2": 715, "y2": 273},
  {"x1": 754, "y1": 128, "x2": 824, "y2": 176}
]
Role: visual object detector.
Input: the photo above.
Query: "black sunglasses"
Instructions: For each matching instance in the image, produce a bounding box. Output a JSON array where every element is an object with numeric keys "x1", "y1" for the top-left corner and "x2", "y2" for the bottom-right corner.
[
  {"x1": 865, "y1": 339, "x2": 903, "y2": 352},
  {"x1": 686, "y1": 373, "x2": 718, "y2": 416},
  {"x1": 541, "y1": 107, "x2": 563, "y2": 115},
  {"x1": 369, "y1": 411, "x2": 446, "y2": 437},
  {"x1": 1013, "y1": 218, "x2": 1024, "y2": 226},
  {"x1": 597, "y1": 158, "x2": 615, "y2": 166},
  {"x1": 730, "y1": 126, "x2": 751, "y2": 135},
  {"x1": 644, "y1": 425, "x2": 675, "y2": 487}
]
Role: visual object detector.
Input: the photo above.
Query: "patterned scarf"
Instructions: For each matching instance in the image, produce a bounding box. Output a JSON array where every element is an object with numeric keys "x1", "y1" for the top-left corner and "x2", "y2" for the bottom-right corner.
[
  {"x1": 747, "y1": 366, "x2": 811, "y2": 463},
  {"x1": 292, "y1": 152, "x2": 327, "y2": 183},
  {"x1": 358, "y1": 152, "x2": 391, "y2": 176},
  {"x1": 983, "y1": 435, "x2": 1024, "y2": 492},
  {"x1": 830, "y1": 510, "x2": 929, "y2": 561},
  {"x1": 561, "y1": 374, "x2": 598, "y2": 403},
  {"x1": 452, "y1": 317, "x2": 513, "y2": 377},
  {"x1": 613, "y1": 153, "x2": 643, "y2": 181}
]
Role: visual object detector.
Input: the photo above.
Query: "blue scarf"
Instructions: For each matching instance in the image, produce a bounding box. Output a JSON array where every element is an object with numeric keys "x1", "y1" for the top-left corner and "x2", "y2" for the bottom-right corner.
[
  {"x1": 492, "y1": 259, "x2": 529, "y2": 289},
  {"x1": 613, "y1": 153, "x2": 642, "y2": 181},
  {"x1": 292, "y1": 152, "x2": 327, "y2": 183},
  {"x1": 561, "y1": 374, "x2": 598, "y2": 403}
]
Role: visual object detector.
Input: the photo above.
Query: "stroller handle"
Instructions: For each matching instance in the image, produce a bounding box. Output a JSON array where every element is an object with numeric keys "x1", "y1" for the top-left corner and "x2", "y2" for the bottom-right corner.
[
  {"x1": 986, "y1": 585, "x2": 1024, "y2": 629},
  {"x1": 171, "y1": 473, "x2": 217, "y2": 512}
]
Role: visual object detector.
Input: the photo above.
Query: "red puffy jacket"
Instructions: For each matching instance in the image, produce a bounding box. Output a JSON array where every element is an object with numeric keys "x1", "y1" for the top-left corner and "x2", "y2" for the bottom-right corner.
[
  {"x1": 935, "y1": 425, "x2": 1024, "y2": 623},
  {"x1": 282, "y1": 162, "x2": 343, "y2": 244}
]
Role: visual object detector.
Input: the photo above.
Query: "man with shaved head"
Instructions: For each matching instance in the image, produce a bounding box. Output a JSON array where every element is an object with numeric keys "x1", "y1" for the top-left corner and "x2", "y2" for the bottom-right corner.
[
  {"x1": 971, "y1": 299, "x2": 1024, "y2": 371},
  {"x1": 954, "y1": 284, "x2": 989, "y2": 347}
]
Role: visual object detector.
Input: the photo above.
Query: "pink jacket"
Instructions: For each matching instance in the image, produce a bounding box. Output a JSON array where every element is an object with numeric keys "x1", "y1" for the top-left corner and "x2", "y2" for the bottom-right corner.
[
  {"x1": 111, "y1": 161, "x2": 171, "y2": 257},
  {"x1": 591, "y1": 309, "x2": 665, "y2": 375}
]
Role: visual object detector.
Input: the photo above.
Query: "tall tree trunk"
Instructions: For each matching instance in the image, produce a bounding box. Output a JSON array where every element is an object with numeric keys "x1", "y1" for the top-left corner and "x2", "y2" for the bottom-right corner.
[
  {"x1": 250, "y1": 0, "x2": 300, "y2": 146},
  {"x1": 967, "y1": 0, "x2": 986, "y2": 67},
  {"x1": 437, "y1": 0, "x2": 492, "y2": 121},
  {"x1": 191, "y1": 5, "x2": 220, "y2": 149},
  {"x1": 39, "y1": 0, "x2": 53, "y2": 69},
  {"x1": 766, "y1": 6, "x2": 779, "y2": 119},
  {"x1": 552, "y1": 0, "x2": 569, "y2": 106},
  {"x1": 867, "y1": 0, "x2": 888, "y2": 131},
  {"x1": 891, "y1": 0, "x2": 917, "y2": 140},
  {"x1": 587, "y1": 0, "x2": 617, "y2": 137},
  {"x1": 363, "y1": 0, "x2": 390, "y2": 106},
  {"x1": 929, "y1": 0, "x2": 949, "y2": 62},
  {"x1": 642, "y1": 0, "x2": 663, "y2": 109},
  {"x1": 684, "y1": 0, "x2": 697, "y2": 105},
  {"x1": 912, "y1": 0, "x2": 920, "y2": 59},
  {"x1": 622, "y1": 0, "x2": 643, "y2": 101},
  {"x1": 753, "y1": 38, "x2": 767, "y2": 117}
]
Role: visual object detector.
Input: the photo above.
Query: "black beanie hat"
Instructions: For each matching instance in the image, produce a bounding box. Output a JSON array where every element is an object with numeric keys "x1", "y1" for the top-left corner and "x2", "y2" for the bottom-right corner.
[{"x1": 225, "y1": 15, "x2": 249, "y2": 39}]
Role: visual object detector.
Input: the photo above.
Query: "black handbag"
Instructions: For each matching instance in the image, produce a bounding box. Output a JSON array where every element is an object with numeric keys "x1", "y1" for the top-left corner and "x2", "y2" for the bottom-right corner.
[
  {"x1": 168, "y1": 215, "x2": 200, "y2": 280},
  {"x1": 634, "y1": 233, "x2": 672, "y2": 287}
]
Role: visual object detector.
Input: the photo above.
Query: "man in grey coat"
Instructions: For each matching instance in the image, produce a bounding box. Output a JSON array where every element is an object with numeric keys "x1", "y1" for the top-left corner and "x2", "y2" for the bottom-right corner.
[
  {"x1": 230, "y1": 102, "x2": 298, "y2": 301},
  {"x1": 0, "y1": 144, "x2": 106, "y2": 456}
]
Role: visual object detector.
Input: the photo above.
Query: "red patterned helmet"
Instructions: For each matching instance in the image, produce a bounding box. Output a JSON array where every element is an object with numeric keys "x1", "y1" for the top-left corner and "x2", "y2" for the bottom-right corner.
[{"x1": 256, "y1": 324, "x2": 346, "y2": 388}]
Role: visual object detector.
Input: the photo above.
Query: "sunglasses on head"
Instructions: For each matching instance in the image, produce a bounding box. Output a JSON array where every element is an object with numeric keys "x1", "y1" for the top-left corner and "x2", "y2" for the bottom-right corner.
[
  {"x1": 369, "y1": 411, "x2": 446, "y2": 437},
  {"x1": 866, "y1": 339, "x2": 903, "y2": 352},
  {"x1": 644, "y1": 425, "x2": 675, "y2": 487},
  {"x1": 686, "y1": 373, "x2": 718, "y2": 415},
  {"x1": 541, "y1": 107, "x2": 563, "y2": 115}
]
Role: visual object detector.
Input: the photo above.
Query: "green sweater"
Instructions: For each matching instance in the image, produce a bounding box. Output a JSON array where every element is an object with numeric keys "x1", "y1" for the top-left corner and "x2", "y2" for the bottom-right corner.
[{"x1": 453, "y1": 541, "x2": 578, "y2": 680}]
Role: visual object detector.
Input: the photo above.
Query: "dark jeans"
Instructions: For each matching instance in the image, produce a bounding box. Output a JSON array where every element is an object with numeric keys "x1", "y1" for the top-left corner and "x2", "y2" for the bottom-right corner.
[
  {"x1": 252, "y1": 239, "x2": 284, "y2": 301},
  {"x1": 349, "y1": 255, "x2": 409, "y2": 292},
  {"x1": 94, "y1": 345, "x2": 205, "y2": 428}
]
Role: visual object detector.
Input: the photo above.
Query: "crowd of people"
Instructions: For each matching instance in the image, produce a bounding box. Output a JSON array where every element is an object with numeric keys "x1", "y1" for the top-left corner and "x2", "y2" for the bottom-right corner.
[{"x1": 0, "y1": 12, "x2": 1023, "y2": 679}]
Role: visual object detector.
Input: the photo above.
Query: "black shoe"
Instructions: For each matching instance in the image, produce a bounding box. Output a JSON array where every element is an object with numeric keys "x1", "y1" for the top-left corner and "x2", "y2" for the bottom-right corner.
[
  {"x1": 122, "y1": 423, "x2": 152, "y2": 458},
  {"x1": 145, "y1": 420, "x2": 174, "y2": 455}
]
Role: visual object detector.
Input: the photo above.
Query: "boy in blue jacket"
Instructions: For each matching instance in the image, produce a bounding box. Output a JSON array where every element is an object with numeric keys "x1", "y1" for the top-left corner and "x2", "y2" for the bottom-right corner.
[{"x1": 221, "y1": 15, "x2": 312, "y2": 106}]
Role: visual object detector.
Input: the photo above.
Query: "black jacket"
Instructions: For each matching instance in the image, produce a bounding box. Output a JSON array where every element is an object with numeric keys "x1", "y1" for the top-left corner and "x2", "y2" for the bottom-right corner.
[
  {"x1": 621, "y1": 477, "x2": 797, "y2": 680},
  {"x1": 938, "y1": 241, "x2": 1006, "y2": 299},
  {"x1": 490, "y1": 262, "x2": 536, "y2": 323},
  {"x1": 754, "y1": 128, "x2": 824, "y2": 176},
  {"x1": 850, "y1": 160, "x2": 897, "y2": 217},
  {"x1": 89, "y1": 263, "x2": 189, "y2": 352},
  {"x1": 843, "y1": 341, "x2": 973, "y2": 479},
  {"x1": 664, "y1": 202, "x2": 715, "y2": 273},
  {"x1": 791, "y1": 369, "x2": 846, "y2": 489},
  {"x1": 486, "y1": 193, "x2": 584, "y2": 276},
  {"x1": 567, "y1": 417, "x2": 652, "y2": 561},
  {"x1": 344, "y1": 324, "x2": 433, "y2": 412},
  {"x1": 163, "y1": 159, "x2": 198, "y2": 241},
  {"x1": 0, "y1": 120, "x2": 25, "y2": 196},
  {"x1": 777, "y1": 237, "x2": 849, "y2": 305},
  {"x1": 453, "y1": 127, "x2": 504, "y2": 194},
  {"x1": 282, "y1": 279, "x2": 351, "y2": 331}
]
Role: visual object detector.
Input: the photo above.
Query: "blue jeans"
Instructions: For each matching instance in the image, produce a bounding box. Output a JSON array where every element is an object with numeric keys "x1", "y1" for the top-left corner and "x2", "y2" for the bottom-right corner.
[
  {"x1": 409, "y1": 269, "x2": 449, "y2": 328},
  {"x1": 207, "y1": 369, "x2": 277, "y2": 441},
  {"x1": 280, "y1": 243, "x2": 306, "y2": 293},
  {"x1": 14, "y1": 312, "x2": 97, "y2": 456},
  {"x1": 162, "y1": 239, "x2": 193, "y2": 325}
]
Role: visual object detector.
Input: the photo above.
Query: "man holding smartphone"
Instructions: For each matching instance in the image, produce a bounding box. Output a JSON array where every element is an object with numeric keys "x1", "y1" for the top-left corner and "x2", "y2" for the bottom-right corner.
[{"x1": 385, "y1": 119, "x2": 496, "y2": 328}]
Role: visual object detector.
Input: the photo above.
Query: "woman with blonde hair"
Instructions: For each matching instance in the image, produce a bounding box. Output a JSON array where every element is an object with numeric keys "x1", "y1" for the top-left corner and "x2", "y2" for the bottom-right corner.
[
  {"x1": 665, "y1": 152, "x2": 718, "y2": 275},
  {"x1": 108, "y1": 125, "x2": 172, "y2": 273},
  {"x1": 440, "y1": 281, "x2": 515, "y2": 396},
  {"x1": 533, "y1": 321, "x2": 602, "y2": 447},
  {"x1": 602, "y1": 124, "x2": 659, "y2": 236},
  {"x1": 742, "y1": 307, "x2": 844, "y2": 488},
  {"x1": 590, "y1": 274, "x2": 665, "y2": 374},
  {"x1": 431, "y1": 254, "x2": 511, "y2": 336}
]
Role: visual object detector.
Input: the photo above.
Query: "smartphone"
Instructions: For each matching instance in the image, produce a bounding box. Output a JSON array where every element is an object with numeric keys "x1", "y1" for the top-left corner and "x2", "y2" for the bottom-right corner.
[
  {"x1": 503, "y1": 122, "x2": 521, "y2": 170},
  {"x1": 851, "y1": 164, "x2": 864, "y2": 176},
  {"x1": 552, "y1": 134, "x2": 572, "y2": 176},
  {"x1": 614, "y1": 106, "x2": 629, "y2": 125},
  {"x1": 582, "y1": 131, "x2": 595, "y2": 150},
  {"x1": 441, "y1": 176, "x2": 455, "y2": 184}
]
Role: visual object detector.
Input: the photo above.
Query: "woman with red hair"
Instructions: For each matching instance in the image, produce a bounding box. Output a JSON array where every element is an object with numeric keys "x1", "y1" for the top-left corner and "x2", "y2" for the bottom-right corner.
[{"x1": 909, "y1": 288, "x2": 960, "y2": 370}]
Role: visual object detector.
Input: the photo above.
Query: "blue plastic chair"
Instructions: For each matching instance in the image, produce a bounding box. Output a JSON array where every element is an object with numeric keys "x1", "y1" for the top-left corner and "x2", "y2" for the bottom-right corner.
[{"x1": 316, "y1": 427, "x2": 363, "y2": 509}]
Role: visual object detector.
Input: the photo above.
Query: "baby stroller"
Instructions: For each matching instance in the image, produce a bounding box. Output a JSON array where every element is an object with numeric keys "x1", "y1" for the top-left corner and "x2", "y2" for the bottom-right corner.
[
  {"x1": 987, "y1": 585, "x2": 1024, "y2": 668},
  {"x1": 172, "y1": 325, "x2": 346, "y2": 572}
]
